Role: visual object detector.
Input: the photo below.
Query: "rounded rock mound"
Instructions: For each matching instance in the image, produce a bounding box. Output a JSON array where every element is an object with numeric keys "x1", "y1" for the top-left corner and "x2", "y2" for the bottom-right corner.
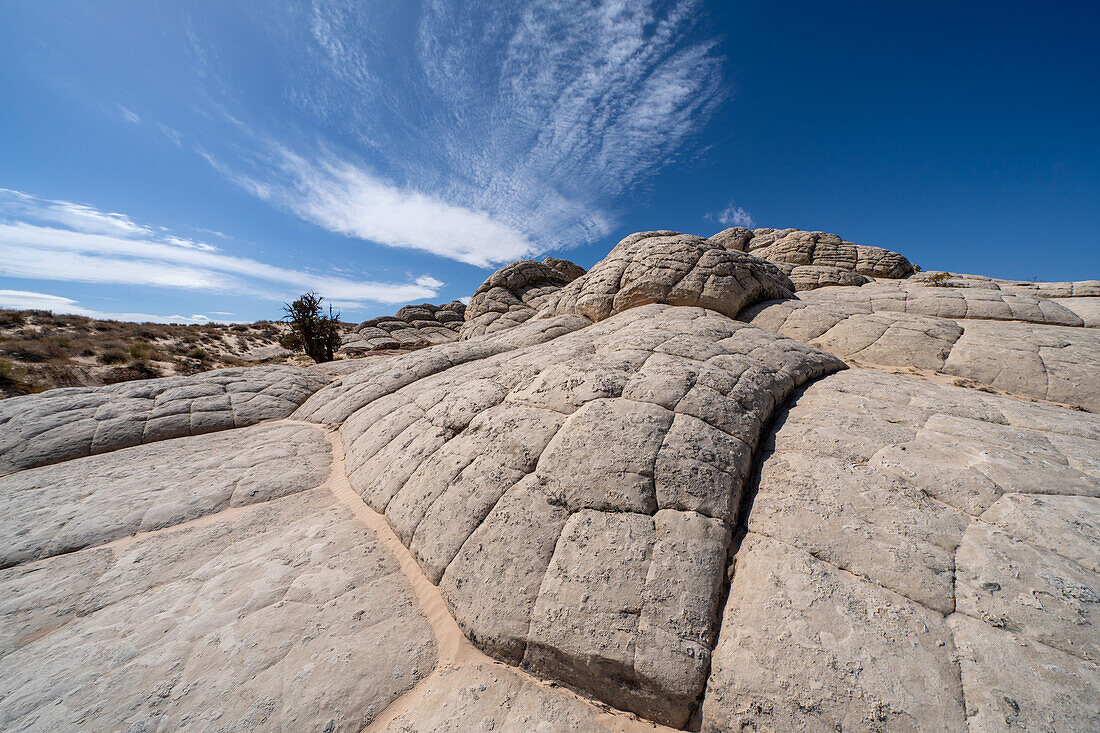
[
  {"x1": 343, "y1": 301, "x2": 467, "y2": 353},
  {"x1": 541, "y1": 231, "x2": 796, "y2": 323},
  {"x1": 1, "y1": 224, "x2": 1098, "y2": 733},
  {"x1": 459, "y1": 257, "x2": 586, "y2": 339},
  {"x1": 708, "y1": 226, "x2": 916, "y2": 283}
]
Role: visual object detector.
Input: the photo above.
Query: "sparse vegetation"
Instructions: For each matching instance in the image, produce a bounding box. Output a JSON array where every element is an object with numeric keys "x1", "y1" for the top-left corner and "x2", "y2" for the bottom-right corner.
[
  {"x1": 0, "y1": 358, "x2": 28, "y2": 389},
  {"x1": 9, "y1": 339, "x2": 68, "y2": 363},
  {"x1": 923, "y1": 271, "x2": 952, "y2": 287},
  {"x1": 0, "y1": 311, "x2": 26, "y2": 327},
  {"x1": 102, "y1": 362, "x2": 163, "y2": 385},
  {"x1": 0, "y1": 308, "x2": 355, "y2": 399},
  {"x1": 100, "y1": 348, "x2": 129, "y2": 364},
  {"x1": 278, "y1": 331, "x2": 302, "y2": 351}
]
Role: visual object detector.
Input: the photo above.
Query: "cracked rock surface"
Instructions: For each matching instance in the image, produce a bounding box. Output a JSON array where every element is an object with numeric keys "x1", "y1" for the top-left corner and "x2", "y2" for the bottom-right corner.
[
  {"x1": 0, "y1": 487, "x2": 436, "y2": 733},
  {"x1": 0, "y1": 422, "x2": 330, "y2": 568},
  {"x1": 0, "y1": 227, "x2": 1096, "y2": 732},
  {"x1": 708, "y1": 226, "x2": 915, "y2": 281},
  {"x1": 540, "y1": 231, "x2": 796, "y2": 323},
  {"x1": 342, "y1": 301, "x2": 468, "y2": 353},
  {"x1": 373, "y1": 662, "x2": 623, "y2": 732},
  {"x1": 743, "y1": 277, "x2": 1100, "y2": 411},
  {"x1": 459, "y1": 258, "x2": 586, "y2": 339},
  {"x1": 294, "y1": 313, "x2": 592, "y2": 425},
  {"x1": 0, "y1": 365, "x2": 329, "y2": 476},
  {"x1": 332, "y1": 303, "x2": 842, "y2": 727},
  {"x1": 703, "y1": 368, "x2": 1099, "y2": 732},
  {"x1": 797, "y1": 280, "x2": 1089, "y2": 325}
]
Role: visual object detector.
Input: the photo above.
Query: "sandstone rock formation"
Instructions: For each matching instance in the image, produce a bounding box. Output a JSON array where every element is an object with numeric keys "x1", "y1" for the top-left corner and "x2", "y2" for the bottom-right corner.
[
  {"x1": 743, "y1": 276, "x2": 1100, "y2": 411},
  {"x1": 459, "y1": 257, "x2": 585, "y2": 339},
  {"x1": 1, "y1": 227, "x2": 1096, "y2": 732},
  {"x1": 0, "y1": 488, "x2": 436, "y2": 732},
  {"x1": 0, "y1": 365, "x2": 329, "y2": 475},
  {"x1": 708, "y1": 226, "x2": 916, "y2": 284},
  {"x1": 0, "y1": 422, "x2": 330, "y2": 568},
  {"x1": 703, "y1": 368, "x2": 1099, "y2": 732},
  {"x1": 341, "y1": 301, "x2": 468, "y2": 353},
  {"x1": 538, "y1": 231, "x2": 795, "y2": 323},
  {"x1": 334, "y1": 304, "x2": 842, "y2": 727}
]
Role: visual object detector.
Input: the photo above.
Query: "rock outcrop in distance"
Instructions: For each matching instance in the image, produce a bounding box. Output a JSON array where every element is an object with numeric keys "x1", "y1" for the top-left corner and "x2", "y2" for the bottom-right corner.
[
  {"x1": 1, "y1": 227, "x2": 1097, "y2": 732},
  {"x1": 340, "y1": 301, "x2": 469, "y2": 353}
]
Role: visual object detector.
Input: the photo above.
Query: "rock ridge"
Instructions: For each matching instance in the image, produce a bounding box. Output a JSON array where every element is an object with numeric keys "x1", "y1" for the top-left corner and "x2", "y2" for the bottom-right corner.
[
  {"x1": 0, "y1": 226, "x2": 1096, "y2": 732},
  {"x1": 342, "y1": 301, "x2": 468, "y2": 353}
]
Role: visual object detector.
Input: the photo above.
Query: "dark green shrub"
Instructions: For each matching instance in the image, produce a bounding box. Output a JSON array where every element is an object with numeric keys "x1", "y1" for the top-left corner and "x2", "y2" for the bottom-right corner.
[
  {"x1": 282, "y1": 292, "x2": 341, "y2": 363},
  {"x1": 278, "y1": 331, "x2": 302, "y2": 351}
]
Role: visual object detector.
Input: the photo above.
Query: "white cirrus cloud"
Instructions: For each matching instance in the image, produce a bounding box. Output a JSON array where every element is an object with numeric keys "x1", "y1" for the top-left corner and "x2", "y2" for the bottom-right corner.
[
  {"x1": 118, "y1": 105, "x2": 142, "y2": 125},
  {"x1": 198, "y1": 0, "x2": 723, "y2": 264},
  {"x1": 0, "y1": 289, "x2": 221, "y2": 324},
  {"x1": 0, "y1": 189, "x2": 444, "y2": 307},
  {"x1": 228, "y1": 148, "x2": 537, "y2": 267},
  {"x1": 0, "y1": 188, "x2": 163, "y2": 240}
]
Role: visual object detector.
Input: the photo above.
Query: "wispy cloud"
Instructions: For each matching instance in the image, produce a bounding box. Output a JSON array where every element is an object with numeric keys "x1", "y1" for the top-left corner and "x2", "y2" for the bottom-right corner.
[
  {"x1": 195, "y1": 227, "x2": 229, "y2": 239},
  {"x1": 0, "y1": 189, "x2": 444, "y2": 306},
  {"x1": 0, "y1": 188, "x2": 163, "y2": 239},
  {"x1": 0, "y1": 289, "x2": 221, "y2": 324},
  {"x1": 224, "y1": 148, "x2": 537, "y2": 267},
  {"x1": 159, "y1": 123, "x2": 183, "y2": 147},
  {"x1": 201, "y1": 0, "x2": 724, "y2": 265},
  {"x1": 118, "y1": 105, "x2": 141, "y2": 125},
  {"x1": 709, "y1": 201, "x2": 755, "y2": 228}
]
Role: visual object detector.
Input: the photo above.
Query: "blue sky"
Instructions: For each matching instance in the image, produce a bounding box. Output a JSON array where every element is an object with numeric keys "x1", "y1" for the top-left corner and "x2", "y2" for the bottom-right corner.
[{"x1": 1, "y1": 1, "x2": 1097, "y2": 323}]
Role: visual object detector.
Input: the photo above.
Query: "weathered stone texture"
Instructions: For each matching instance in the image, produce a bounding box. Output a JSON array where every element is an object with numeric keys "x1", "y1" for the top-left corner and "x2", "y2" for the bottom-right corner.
[
  {"x1": 0, "y1": 422, "x2": 330, "y2": 568},
  {"x1": 740, "y1": 227, "x2": 915, "y2": 278},
  {"x1": 997, "y1": 279, "x2": 1100, "y2": 298},
  {"x1": 1059, "y1": 296, "x2": 1100, "y2": 327},
  {"x1": 702, "y1": 534, "x2": 967, "y2": 733},
  {"x1": 294, "y1": 313, "x2": 591, "y2": 425},
  {"x1": 943, "y1": 320, "x2": 1100, "y2": 410},
  {"x1": 799, "y1": 280, "x2": 1087, "y2": 326},
  {"x1": 786, "y1": 263, "x2": 871, "y2": 290},
  {"x1": 0, "y1": 365, "x2": 329, "y2": 475},
  {"x1": 330, "y1": 304, "x2": 842, "y2": 727},
  {"x1": 742, "y1": 299, "x2": 964, "y2": 368},
  {"x1": 955, "y1": 521, "x2": 1098, "y2": 662},
  {"x1": 1, "y1": 226, "x2": 1097, "y2": 732},
  {"x1": 540, "y1": 232, "x2": 795, "y2": 325},
  {"x1": 0, "y1": 489, "x2": 436, "y2": 733},
  {"x1": 743, "y1": 291, "x2": 1100, "y2": 410},
  {"x1": 374, "y1": 662, "x2": 629, "y2": 732},
  {"x1": 343, "y1": 301, "x2": 468, "y2": 353},
  {"x1": 702, "y1": 367, "x2": 1100, "y2": 731},
  {"x1": 950, "y1": 614, "x2": 1100, "y2": 732},
  {"x1": 460, "y1": 258, "x2": 585, "y2": 339}
]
